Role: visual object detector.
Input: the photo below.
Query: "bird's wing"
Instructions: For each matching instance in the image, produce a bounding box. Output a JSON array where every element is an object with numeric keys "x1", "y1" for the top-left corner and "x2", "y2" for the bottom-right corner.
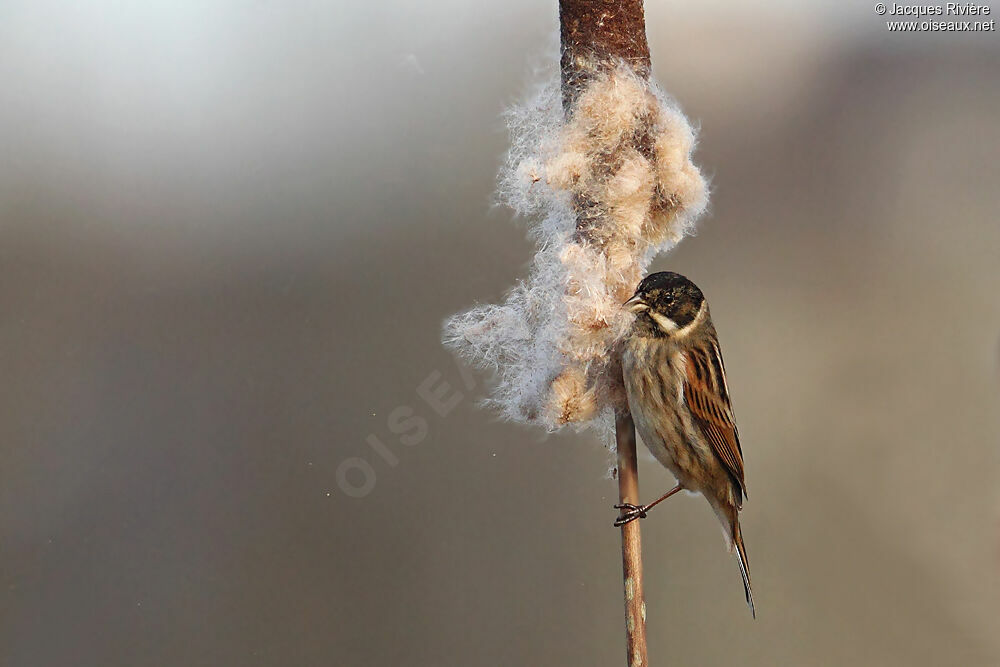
[{"x1": 682, "y1": 339, "x2": 747, "y2": 499}]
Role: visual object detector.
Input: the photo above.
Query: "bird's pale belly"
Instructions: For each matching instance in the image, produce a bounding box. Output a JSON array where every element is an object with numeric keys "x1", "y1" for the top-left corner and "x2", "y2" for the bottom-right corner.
[{"x1": 623, "y1": 344, "x2": 714, "y2": 494}]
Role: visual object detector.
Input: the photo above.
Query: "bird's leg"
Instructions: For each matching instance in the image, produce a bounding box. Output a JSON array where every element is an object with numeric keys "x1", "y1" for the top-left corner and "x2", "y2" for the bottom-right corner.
[{"x1": 614, "y1": 484, "x2": 683, "y2": 527}]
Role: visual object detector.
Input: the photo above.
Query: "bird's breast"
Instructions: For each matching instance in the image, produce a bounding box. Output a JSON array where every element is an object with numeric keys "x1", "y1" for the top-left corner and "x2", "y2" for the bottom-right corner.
[{"x1": 622, "y1": 337, "x2": 696, "y2": 482}]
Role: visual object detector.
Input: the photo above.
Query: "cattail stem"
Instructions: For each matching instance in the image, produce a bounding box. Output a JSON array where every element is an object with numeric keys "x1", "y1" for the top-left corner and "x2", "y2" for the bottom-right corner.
[
  {"x1": 558, "y1": 0, "x2": 651, "y2": 110},
  {"x1": 615, "y1": 408, "x2": 649, "y2": 667},
  {"x1": 558, "y1": 1, "x2": 652, "y2": 665}
]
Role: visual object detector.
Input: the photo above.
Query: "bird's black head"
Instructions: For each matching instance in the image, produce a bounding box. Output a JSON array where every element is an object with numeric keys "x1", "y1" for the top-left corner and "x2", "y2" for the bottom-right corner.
[{"x1": 625, "y1": 271, "x2": 705, "y2": 337}]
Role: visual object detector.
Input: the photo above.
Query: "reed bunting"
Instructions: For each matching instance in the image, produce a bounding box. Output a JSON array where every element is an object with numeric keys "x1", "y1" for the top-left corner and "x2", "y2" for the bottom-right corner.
[{"x1": 616, "y1": 271, "x2": 754, "y2": 617}]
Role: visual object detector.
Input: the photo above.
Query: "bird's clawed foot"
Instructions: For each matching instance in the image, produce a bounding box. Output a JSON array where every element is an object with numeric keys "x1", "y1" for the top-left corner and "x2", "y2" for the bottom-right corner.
[{"x1": 613, "y1": 503, "x2": 648, "y2": 527}]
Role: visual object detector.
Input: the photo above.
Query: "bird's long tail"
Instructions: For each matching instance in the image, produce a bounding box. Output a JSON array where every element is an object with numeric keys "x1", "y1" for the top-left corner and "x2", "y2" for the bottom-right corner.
[{"x1": 732, "y1": 519, "x2": 755, "y2": 618}]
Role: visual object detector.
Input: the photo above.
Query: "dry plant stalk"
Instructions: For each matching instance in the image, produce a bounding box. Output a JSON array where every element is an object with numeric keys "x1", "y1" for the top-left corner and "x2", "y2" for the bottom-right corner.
[{"x1": 444, "y1": 1, "x2": 706, "y2": 664}]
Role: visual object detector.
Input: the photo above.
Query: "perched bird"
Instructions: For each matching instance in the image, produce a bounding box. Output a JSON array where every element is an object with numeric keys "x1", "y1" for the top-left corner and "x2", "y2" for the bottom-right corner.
[{"x1": 617, "y1": 271, "x2": 754, "y2": 617}]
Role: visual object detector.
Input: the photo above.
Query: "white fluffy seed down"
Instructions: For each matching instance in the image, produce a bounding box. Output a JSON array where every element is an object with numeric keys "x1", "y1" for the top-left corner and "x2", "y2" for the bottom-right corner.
[{"x1": 444, "y1": 64, "x2": 708, "y2": 434}]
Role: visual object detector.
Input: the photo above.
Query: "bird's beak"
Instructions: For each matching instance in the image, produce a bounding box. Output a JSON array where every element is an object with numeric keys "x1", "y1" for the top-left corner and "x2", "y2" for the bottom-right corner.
[{"x1": 623, "y1": 294, "x2": 648, "y2": 312}]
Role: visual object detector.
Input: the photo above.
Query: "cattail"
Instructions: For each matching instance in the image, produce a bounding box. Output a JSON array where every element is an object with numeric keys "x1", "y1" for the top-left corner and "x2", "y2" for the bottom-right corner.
[{"x1": 444, "y1": 63, "x2": 708, "y2": 437}]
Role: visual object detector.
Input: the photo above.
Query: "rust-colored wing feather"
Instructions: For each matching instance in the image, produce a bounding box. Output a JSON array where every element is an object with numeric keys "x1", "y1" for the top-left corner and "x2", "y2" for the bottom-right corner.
[{"x1": 682, "y1": 340, "x2": 747, "y2": 499}]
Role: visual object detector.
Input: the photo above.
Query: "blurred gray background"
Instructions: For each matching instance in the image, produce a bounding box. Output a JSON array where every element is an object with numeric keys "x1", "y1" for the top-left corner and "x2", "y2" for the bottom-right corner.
[{"x1": 2, "y1": 1, "x2": 999, "y2": 665}]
